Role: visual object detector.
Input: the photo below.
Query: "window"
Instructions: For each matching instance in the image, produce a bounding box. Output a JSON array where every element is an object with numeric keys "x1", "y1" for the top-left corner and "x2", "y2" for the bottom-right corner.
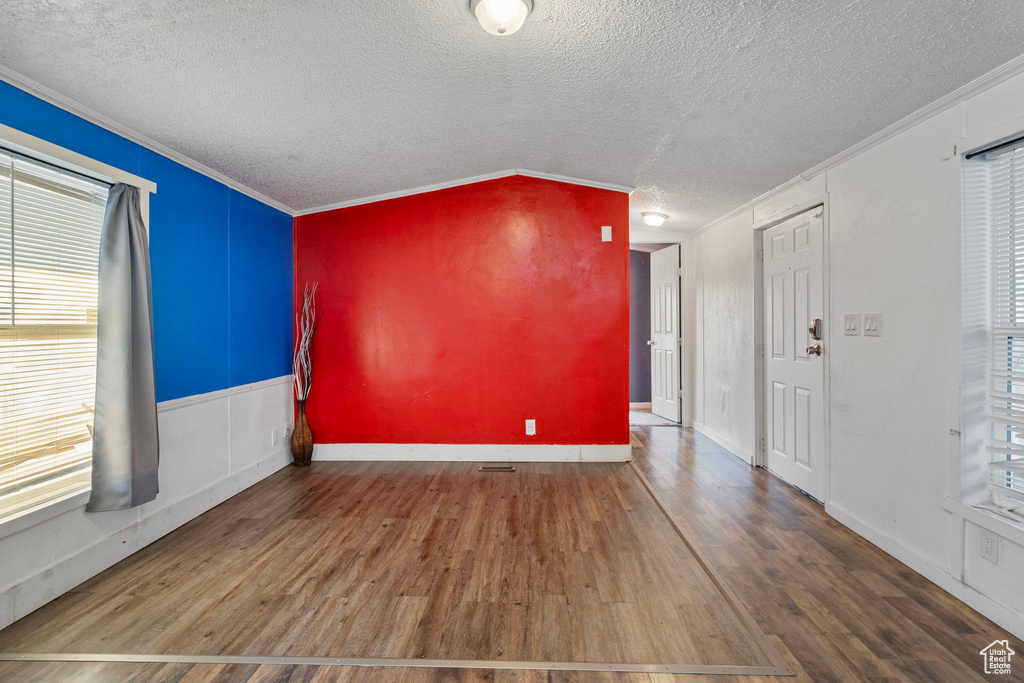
[
  {"x1": 0, "y1": 149, "x2": 108, "y2": 520},
  {"x1": 965, "y1": 137, "x2": 1024, "y2": 515}
]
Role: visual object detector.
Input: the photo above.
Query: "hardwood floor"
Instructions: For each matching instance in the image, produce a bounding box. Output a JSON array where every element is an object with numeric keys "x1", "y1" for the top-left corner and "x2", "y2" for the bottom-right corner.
[
  {"x1": 0, "y1": 660, "x2": 776, "y2": 682},
  {"x1": 1, "y1": 427, "x2": 1022, "y2": 681},
  {"x1": 0, "y1": 460, "x2": 779, "y2": 674},
  {"x1": 633, "y1": 426, "x2": 1024, "y2": 682}
]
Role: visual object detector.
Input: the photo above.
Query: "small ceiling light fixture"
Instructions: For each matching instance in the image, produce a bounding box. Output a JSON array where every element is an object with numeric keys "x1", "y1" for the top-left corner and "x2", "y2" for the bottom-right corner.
[
  {"x1": 471, "y1": 0, "x2": 532, "y2": 36},
  {"x1": 642, "y1": 211, "x2": 668, "y2": 227}
]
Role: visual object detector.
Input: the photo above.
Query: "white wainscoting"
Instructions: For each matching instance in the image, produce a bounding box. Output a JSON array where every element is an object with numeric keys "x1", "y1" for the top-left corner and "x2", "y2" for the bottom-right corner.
[
  {"x1": 0, "y1": 375, "x2": 294, "y2": 630},
  {"x1": 313, "y1": 443, "x2": 632, "y2": 463}
]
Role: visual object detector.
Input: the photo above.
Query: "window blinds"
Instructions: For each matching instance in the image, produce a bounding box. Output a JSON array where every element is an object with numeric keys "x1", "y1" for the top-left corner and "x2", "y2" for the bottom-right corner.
[
  {"x1": 988, "y1": 142, "x2": 1024, "y2": 505},
  {"x1": 0, "y1": 151, "x2": 108, "y2": 520}
]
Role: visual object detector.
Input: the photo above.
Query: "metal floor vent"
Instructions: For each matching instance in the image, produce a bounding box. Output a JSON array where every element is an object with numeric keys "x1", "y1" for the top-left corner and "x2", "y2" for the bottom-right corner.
[{"x1": 479, "y1": 464, "x2": 516, "y2": 472}]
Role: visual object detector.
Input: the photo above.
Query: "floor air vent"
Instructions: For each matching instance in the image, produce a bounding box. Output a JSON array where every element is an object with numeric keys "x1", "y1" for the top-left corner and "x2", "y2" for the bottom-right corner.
[{"x1": 479, "y1": 464, "x2": 516, "y2": 472}]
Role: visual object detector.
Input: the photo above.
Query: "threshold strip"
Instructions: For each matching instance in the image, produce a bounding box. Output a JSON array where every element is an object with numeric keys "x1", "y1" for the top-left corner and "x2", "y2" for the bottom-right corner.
[
  {"x1": 628, "y1": 461, "x2": 795, "y2": 677},
  {"x1": 0, "y1": 652, "x2": 788, "y2": 676}
]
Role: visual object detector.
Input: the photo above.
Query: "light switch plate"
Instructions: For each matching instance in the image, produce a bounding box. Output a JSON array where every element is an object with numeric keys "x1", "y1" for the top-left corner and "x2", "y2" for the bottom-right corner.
[
  {"x1": 844, "y1": 313, "x2": 860, "y2": 336},
  {"x1": 864, "y1": 313, "x2": 882, "y2": 337},
  {"x1": 525, "y1": 419, "x2": 536, "y2": 436},
  {"x1": 601, "y1": 225, "x2": 612, "y2": 242}
]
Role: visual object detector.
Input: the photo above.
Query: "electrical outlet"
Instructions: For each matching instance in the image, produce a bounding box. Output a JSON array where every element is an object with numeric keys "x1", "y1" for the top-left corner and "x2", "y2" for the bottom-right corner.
[
  {"x1": 271, "y1": 429, "x2": 279, "y2": 447},
  {"x1": 864, "y1": 312, "x2": 882, "y2": 337},
  {"x1": 844, "y1": 313, "x2": 860, "y2": 336},
  {"x1": 525, "y1": 419, "x2": 536, "y2": 436},
  {"x1": 980, "y1": 529, "x2": 999, "y2": 564}
]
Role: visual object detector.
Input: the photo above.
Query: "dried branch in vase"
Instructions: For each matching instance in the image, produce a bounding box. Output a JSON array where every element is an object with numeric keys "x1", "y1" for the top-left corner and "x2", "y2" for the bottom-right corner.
[
  {"x1": 291, "y1": 283, "x2": 318, "y2": 466},
  {"x1": 293, "y1": 282, "x2": 319, "y2": 402}
]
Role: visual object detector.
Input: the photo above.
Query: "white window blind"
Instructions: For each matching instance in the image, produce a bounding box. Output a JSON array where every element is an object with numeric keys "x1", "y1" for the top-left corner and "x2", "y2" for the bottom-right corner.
[
  {"x1": 987, "y1": 142, "x2": 1024, "y2": 507},
  {"x1": 0, "y1": 150, "x2": 108, "y2": 520}
]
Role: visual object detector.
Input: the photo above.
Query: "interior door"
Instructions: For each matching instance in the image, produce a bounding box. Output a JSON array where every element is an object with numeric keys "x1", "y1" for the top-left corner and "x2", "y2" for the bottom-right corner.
[
  {"x1": 650, "y1": 245, "x2": 681, "y2": 423},
  {"x1": 763, "y1": 207, "x2": 824, "y2": 501}
]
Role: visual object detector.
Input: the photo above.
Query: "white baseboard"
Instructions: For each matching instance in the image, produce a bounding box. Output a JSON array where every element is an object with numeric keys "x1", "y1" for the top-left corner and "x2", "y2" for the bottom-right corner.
[
  {"x1": 692, "y1": 422, "x2": 755, "y2": 465},
  {"x1": 0, "y1": 447, "x2": 291, "y2": 630},
  {"x1": 581, "y1": 445, "x2": 633, "y2": 462},
  {"x1": 629, "y1": 402, "x2": 652, "y2": 410},
  {"x1": 827, "y1": 502, "x2": 1024, "y2": 640},
  {"x1": 313, "y1": 443, "x2": 631, "y2": 463}
]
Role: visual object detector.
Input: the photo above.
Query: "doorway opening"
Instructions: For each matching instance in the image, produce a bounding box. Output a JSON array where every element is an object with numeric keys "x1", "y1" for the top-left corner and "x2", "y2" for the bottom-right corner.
[{"x1": 630, "y1": 243, "x2": 682, "y2": 427}]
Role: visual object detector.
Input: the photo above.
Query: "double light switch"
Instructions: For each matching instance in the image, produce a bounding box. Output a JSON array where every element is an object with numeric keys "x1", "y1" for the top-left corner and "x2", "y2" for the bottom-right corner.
[{"x1": 843, "y1": 313, "x2": 881, "y2": 336}]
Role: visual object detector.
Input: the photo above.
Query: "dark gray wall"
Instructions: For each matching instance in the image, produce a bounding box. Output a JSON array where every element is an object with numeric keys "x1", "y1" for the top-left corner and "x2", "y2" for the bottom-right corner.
[{"x1": 629, "y1": 250, "x2": 651, "y2": 402}]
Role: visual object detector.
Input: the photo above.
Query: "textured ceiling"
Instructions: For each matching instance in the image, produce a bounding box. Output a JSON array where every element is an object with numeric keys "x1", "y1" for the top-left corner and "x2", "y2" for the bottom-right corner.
[{"x1": 2, "y1": 0, "x2": 1024, "y2": 232}]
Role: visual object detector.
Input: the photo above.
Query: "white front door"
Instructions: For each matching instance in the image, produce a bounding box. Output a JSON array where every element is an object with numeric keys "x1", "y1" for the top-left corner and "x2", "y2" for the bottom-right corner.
[
  {"x1": 763, "y1": 207, "x2": 825, "y2": 501},
  {"x1": 650, "y1": 245, "x2": 681, "y2": 423}
]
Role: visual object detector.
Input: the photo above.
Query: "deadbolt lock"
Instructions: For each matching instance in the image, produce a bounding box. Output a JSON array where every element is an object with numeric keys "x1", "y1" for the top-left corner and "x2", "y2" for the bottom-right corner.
[{"x1": 808, "y1": 318, "x2": 822, "y2": 341}]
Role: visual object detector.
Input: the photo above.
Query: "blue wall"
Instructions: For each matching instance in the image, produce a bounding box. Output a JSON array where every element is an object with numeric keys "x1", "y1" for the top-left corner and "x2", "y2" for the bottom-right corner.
[
  {"x1": 0, "y1": 81, "x2": 294, "y2": 402},
  {"x1": 629, "y1": 250, "x2": 651, "y2": 402}
]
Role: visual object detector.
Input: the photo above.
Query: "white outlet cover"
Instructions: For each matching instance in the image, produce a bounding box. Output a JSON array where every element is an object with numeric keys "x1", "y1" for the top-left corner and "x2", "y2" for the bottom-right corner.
[
  {"x1": 601, "y1": 225, "x2": 612, "y2": 242},
  {"x1": 844, "y1": 313, "x2": 860, "y2": 336},
  {"x1": 271, "y1": 429, "x2": 279, "y2": 446},
  {"x1": 864, "y1": 312, "x2": 881, "y2": 337},
  {"x1": 981, "y1": 529, "x2": 999, "y2": 564},
  {"x1": 525, "y1": 419, "x2": 536, "y2": 436}
]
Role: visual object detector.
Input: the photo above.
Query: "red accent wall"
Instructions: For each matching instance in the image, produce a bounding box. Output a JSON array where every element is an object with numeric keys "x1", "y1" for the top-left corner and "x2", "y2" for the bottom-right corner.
[{"x1": 293, "y1": 175, "x2": 629, "y2": 445}]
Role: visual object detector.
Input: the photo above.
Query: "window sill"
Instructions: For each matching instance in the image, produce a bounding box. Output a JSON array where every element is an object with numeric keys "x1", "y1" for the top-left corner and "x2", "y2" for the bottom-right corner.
[
  {"x1": 941, "y1": 495, "x2": 1024, "y2": 548},
  {"x1": 0, "y1": 489, "x2": 91, "y2": 542}
]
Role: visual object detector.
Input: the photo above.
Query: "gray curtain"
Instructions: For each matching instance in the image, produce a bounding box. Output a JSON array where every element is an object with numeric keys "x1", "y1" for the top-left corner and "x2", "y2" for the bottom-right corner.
[{"x1": 86, "y1": 183, "x2": 160, "y2": 512}]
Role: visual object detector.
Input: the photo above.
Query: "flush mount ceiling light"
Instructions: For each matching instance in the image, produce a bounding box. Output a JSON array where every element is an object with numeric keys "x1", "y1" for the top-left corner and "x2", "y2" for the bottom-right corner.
[
  {"x1": 642, "y1": 212, "x2": 668, "y2": 227},
  {"x1": 471, "y1": 0, "x2": 533, "y2": 36}
]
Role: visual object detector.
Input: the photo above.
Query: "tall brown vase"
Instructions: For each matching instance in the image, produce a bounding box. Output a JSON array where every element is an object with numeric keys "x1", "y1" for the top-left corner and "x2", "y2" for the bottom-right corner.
[{"x1": 291, "y1": 400, "x2": 314, "y2": 466}]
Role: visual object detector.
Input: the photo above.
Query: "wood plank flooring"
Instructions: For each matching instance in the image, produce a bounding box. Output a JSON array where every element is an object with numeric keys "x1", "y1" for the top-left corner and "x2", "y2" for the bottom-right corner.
[
  {"x1": 632, "y1": 426, "x2": 1024, "y2": 682},
  {"x1": 0, "y1": 659, "x2": 779, "y2": 683},
  {"x1": 0, "y1": 461, "x2": 773, "y2": 672},
  {"x1": 2, "y1": 426, "x2": 1023, "y2": 681}
]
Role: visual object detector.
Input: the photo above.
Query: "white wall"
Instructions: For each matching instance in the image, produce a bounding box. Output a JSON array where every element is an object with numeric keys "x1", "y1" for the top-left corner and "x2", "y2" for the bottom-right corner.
[
  {"x1": 692, "y1": 209, "x2": 757, "y2": 462},
  {"x1": 689, "y1": 60, "x2": 1024, "y2": 638},
  {"x1": 0, "y1": 376, "x2": 293, "y2": 630}
]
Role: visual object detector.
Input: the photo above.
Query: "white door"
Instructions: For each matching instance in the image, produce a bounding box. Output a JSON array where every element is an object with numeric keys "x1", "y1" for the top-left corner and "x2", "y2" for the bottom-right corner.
[
  {"x1": 650, "y1": 245, "x2": 681, "y2": 423},
  {"x1": 763, "y1": 208, "x2": 824, "y2": 501}
]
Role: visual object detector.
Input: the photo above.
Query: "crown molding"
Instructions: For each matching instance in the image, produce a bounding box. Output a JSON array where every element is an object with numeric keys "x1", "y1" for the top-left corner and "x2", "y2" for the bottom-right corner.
[
  {"x1": 693, "y1": 51, "x2": 1024, "y2": 238},
  {"x1": 628, "y1": 224, "x2": 688, "y2": 244},
  {"x1": 0, "y1": 66, "x2": 636, "y2": 219},
  {"x1": 0, "y1": 65, "x2": 294, "y2": 215},
  {"x1": 690, "y1": 177, "x2": 803, "y2": 238},
  {"x1": 293, "y1": 169, "x2": 634, "y2": 217},
  {"x1": 515, "y1": 169, "x2": 634, "y2": 195}
]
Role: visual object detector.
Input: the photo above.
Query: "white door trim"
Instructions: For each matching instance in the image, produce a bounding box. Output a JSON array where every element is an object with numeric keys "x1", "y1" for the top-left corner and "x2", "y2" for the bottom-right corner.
[
  {"x1": 650, "y1": 245, "x2": 682, "y2": 423},
  {"x1": 753, "y1": 194, "x2": 831, "y2": 507}
]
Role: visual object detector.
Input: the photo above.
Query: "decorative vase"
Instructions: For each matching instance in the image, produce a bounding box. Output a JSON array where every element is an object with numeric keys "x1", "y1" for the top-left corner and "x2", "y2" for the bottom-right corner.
[{"x1": 291, "y1": 400, "x2": 314, "y2": 466}]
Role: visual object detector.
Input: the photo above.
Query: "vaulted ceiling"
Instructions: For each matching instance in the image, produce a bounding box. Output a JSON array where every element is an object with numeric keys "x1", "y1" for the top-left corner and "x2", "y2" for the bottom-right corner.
[{"x1": 2, "y1": 0, "x2": 1023, "y2": 233}]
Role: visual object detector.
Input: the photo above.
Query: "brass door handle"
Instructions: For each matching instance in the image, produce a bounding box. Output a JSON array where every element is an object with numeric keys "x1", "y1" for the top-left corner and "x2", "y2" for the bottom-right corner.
[
  {"x1": 806, "y1": 344, "x2": 822, "y2": 356},
  {"x1": 808, "y1": 318, "x2": 822, "y2": 340}
]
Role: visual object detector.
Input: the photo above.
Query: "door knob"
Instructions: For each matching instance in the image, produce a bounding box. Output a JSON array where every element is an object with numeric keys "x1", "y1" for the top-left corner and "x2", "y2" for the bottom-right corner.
[
  {"x1": 647, "y1": 340, "x2": 657, "y2": 346},
  {"x1": 806, "y1": 344, "x2": 822, "y2": 356}
]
